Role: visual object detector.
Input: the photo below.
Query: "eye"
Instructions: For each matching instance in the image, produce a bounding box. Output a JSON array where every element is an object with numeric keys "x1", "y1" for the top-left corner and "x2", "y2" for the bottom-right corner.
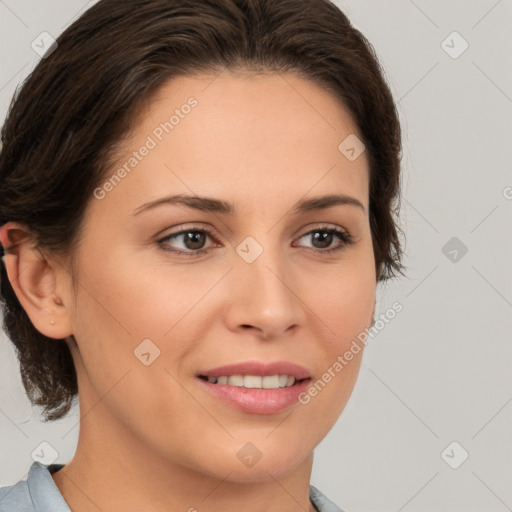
[
  {"x1": 157, "y1": 225, "x2": 218, "y2": 257},
  {"x1": 294, "y1": 225, "x2": 354, "y2": 254},
  {"x1": 157, "y1": 224, "x2": 354, "y2": 257}
]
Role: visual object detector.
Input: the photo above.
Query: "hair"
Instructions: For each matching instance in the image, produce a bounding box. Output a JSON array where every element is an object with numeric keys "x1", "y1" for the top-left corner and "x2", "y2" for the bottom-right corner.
[{"x1": 0, "y1": 0, "x2": 405, "y2": 421}]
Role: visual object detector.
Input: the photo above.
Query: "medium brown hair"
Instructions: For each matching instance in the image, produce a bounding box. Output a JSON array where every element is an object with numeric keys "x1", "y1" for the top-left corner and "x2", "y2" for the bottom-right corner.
[{"x1": 0, "y1": 0, "x2": 405, "y2": 421}]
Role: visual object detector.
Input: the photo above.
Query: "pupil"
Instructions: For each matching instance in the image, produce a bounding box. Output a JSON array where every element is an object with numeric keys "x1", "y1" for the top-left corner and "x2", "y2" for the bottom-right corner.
[
  {"x1": 185, "y1": 231, "x2": 205, "y2": 250},
  {"x1": 313, "y1": 231, "x2": 332, "y2": 249}
]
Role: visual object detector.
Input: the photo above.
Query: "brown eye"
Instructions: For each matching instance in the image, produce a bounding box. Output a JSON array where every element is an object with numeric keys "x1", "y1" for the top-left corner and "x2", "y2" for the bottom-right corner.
[
  {"x1": 295, "y1": 226, "x2": 354, "y2": 254},
  {"x1": 158, "y1": 226, "x2": 218, "y2": 256}
]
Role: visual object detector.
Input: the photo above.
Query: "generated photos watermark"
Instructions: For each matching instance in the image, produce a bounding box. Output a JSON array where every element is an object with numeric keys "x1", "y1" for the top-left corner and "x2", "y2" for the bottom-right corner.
[
  {"x1": 93, "y1": 96, "x2": 198, "y2": 200},
  {"x1": 298, "y1": 301, "x2": 403, "y2": 405}
]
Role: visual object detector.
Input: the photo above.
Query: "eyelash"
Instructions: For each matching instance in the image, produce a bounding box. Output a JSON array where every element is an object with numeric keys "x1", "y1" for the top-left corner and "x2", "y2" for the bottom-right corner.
[{"x1": 157, "y1": 224, "x2": 355, "y2": 258}]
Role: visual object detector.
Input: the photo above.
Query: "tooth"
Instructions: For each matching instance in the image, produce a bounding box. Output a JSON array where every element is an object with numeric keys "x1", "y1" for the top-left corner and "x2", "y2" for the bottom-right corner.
[
  {"x1": 262, "y1": 375, "x2": 280, "y2": 389},
  {"x1": 228, "y1": 375, "x2": 244, "y2": 386},
  {"x1": 210, "y1": 374, "x2": 298, "y2": 388},
  {"x1": 244, "y1": 375, "x2": 262, "y2": 388}
]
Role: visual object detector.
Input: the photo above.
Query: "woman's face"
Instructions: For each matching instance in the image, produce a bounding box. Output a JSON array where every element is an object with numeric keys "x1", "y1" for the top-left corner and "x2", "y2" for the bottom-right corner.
[{"x1": 61, "y1": 70, "x2": 376, "y2": 481}]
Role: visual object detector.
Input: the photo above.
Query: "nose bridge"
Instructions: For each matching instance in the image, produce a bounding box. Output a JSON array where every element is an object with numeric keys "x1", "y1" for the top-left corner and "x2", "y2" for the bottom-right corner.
[{"x1": 229, "y1": 234, "x2": 304, "y2": 337}]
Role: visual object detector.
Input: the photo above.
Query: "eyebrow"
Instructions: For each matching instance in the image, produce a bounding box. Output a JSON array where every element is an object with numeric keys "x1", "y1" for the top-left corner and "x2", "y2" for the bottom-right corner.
[{"x1": 133, "y1": 193, "x2": 365, "y2": 216}]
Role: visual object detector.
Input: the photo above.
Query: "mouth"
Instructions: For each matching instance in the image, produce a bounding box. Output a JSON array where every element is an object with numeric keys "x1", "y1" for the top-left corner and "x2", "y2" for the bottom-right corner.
[{"x1": 196, "y1": 361, "x2": 312, "y2": 414}]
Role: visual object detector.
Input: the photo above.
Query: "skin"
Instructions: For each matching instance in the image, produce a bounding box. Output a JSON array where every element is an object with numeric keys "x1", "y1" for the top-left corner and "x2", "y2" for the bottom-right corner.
[{"x1": 1, "y1": 69, "x2": 376, "y2": 512}]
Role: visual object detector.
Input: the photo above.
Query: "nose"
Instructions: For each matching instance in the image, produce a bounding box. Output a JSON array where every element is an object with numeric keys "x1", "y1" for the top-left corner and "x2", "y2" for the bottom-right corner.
[{"x1": 224, "y1": 244, "x2": 306, "y2": 340}]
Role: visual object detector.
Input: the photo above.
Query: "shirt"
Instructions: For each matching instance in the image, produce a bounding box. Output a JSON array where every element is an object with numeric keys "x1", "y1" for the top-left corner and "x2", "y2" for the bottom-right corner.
[{"x1": 0, "y1": 461, "x2": 346, "y2": 512}]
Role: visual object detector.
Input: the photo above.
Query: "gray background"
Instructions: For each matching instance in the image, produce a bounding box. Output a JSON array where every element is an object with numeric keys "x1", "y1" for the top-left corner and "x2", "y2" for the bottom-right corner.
[{"x1": 1, "y1": 1, "x2": 511, "y2": 511}]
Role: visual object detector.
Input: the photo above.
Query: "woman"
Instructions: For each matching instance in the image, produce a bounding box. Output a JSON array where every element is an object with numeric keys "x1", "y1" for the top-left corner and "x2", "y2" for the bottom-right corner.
[{"x1": 0, "y1": 0, "x2": 405, "y2": 510}]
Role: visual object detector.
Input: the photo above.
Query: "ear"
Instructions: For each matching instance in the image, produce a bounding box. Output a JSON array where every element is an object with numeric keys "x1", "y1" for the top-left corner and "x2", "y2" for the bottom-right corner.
[{"x1": 0, "y1": 221, "x2": 74, "y2": 339}]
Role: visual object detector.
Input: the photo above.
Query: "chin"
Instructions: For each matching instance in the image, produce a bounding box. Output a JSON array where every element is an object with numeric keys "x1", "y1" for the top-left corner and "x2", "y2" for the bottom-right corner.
[
  {"x1": 208, "y1": 444, "x2": 310, "y2": 483},
  {"x1": 174, "y1": 441, "x2": 303, "y2": 483}
]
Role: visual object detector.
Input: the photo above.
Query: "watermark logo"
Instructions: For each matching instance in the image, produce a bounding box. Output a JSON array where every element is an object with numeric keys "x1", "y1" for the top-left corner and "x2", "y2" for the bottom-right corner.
[
  {"x1": 236, "y1": 236, "x2": 264, "y2": 263},
  {"x1": 441, "y1": 441, "x2": 469, "y2": 469},
  {"x1": 237, "y1": 442, "x2": 263, "y2": 468},
  {"x1": 134, "y1": 338, "x2": 161, "y2": 366},
  {"x1": 338, "y1": 134, "x2": 365, "y2": 161},
  {"x1": 441, "y1": 31, "x2": 469, "y2": 59},
  {"x1": 31, "y1": 441, "x2": 59, "y2": 465},
  {"x1": 31, "y1": 32, "x2": 58, "y2": 58},
  {"x1": 442, "y1": 236, "x2": 468, "y2": 263}
]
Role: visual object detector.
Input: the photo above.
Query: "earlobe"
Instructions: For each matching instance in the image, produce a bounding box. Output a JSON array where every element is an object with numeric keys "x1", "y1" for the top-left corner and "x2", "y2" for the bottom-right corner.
[{"x1": 0, "y1": 221, "x2": 74, "y2": 339}]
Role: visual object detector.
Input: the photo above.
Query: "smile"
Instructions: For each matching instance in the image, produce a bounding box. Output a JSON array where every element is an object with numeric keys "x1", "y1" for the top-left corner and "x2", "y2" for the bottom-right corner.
[{"x1": 196, "y1": 360, "x2": 312, "y2": 414}]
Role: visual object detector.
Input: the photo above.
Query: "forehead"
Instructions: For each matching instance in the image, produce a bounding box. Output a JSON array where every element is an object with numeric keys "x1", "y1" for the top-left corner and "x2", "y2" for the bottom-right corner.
[{"x1": 96, "y1": 70, "x2": 370, "y2": 216}]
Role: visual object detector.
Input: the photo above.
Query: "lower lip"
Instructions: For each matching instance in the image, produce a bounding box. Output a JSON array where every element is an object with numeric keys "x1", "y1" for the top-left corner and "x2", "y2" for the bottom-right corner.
[{"x1": 197, "y1": 377, "x2": 312, "y2": 414}]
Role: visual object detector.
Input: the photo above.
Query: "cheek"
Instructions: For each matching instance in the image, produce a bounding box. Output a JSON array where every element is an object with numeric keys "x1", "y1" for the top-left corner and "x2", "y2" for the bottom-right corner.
[
  {"x1": 74, "y1": 252, "x2": 186, "y2": 339},
  {"x1": 297, "y1": 245, "x2": 375, "y2": 424},
  {"x1": 69, "y1": 248, "x2": 216, "y2": 397},
  {"x1": 310, "y1": 244, "x2": 376, "y2": 347},
  {"x1": 68, "y1": 255, "x2": 161, "y2": 386},
  {"x1": 69, "y1": 257, "x2": 199, "y2": 436}
]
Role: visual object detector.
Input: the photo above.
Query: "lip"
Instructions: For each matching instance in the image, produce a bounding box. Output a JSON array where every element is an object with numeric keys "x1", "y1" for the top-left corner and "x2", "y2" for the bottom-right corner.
[
  {"x1": 196, "y1": 360, "x2": 312, "y2": 414},
  {"x1": 197, "y1": 360, "x2": 311, "y2": 380},
  {"x1": 197, "y1": 376, "x2": 312, "y2": 414}
]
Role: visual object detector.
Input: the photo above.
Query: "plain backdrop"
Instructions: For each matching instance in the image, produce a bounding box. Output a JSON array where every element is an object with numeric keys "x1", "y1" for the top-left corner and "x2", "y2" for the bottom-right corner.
[{"x1": 1, "y1": 1, "x2": 511, "y2": 511}]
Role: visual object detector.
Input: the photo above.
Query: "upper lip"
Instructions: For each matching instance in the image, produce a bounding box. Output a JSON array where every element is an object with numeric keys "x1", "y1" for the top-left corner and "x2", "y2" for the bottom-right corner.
[{"x1": 198, "y1": 361, "x2": 311, "y2": 380}]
